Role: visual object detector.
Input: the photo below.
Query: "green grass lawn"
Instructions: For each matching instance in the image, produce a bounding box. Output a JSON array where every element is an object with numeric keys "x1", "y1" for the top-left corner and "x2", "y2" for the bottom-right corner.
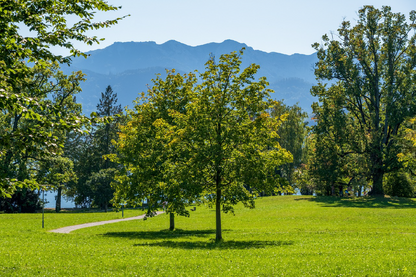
[{"x1": 1, "y1": 196, "x2": 416, "y2": 276}]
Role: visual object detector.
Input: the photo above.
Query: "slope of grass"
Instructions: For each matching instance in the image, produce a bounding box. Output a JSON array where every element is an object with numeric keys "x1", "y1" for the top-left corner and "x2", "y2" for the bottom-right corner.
[{"x1": 1, "y1": 196, "x2": 416, "y2": 276}]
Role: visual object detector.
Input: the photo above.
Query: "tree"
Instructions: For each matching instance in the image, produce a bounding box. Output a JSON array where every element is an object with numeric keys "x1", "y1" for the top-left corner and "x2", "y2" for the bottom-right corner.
[
  {"x1": 64, "y1": 131, "x2": 96, "y2": 208},
  {"x1": 91, "y1": 85, "x2": 123, "y2": 211},
  {"x1": 66, "y1": 86, "x2": 124, "y2": 211},
  {"x1": 270, "y1": 102, "x2": 309, "y2": 190},
  {"x1": 37, "y1": 156, "x2": 77, "y2": 212},
  {"x1": 112, "y1": 52, "x2": 292, "y2": 239},
  {"x1": 95, "y1": 86, "x2": 123, "y2": 169},
  {"x1": 167, "y1": 50, "x2": 292, "y2": 241},
  {"x1": 306, "y1": 93, "x2": 371, "y2": 196},
  {"x1": 0, "y1": 63, "x2": 85, "y2": 206},
  {"x1": 111, "y1": 71, "x2": 199, "y2": 230},
  {"x1": 311, "y1": 6, "x2": 416, "y2": 195},
  {"x1": 0, "y1": 0, "x2": 125, "y2": 197}
]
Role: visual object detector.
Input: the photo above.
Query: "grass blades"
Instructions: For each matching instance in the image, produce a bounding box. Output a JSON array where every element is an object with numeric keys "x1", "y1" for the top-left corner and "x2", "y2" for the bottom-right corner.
[{"x1": 1, "y1": 196, "x2": 416, "y2": 276}]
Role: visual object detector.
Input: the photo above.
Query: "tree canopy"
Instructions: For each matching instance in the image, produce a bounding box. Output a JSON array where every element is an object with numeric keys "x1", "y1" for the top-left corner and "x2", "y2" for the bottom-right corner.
[
  {"x1": 311, "y1": 6, "x2": 416, "y2": 195},
  {"x1": 112, "y1": 50, "x2": 292, "y2": 241},
  {"x1": 111, "y1": 70, "x2": 199, "y2": 230},
  {"x1": 0, "y1": 0, "x2": 125, "y2": 197}
]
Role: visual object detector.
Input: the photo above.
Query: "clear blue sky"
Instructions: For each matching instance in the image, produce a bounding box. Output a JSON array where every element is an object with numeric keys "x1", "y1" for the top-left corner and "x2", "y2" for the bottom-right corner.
[{"x1": 62, "y1": 0, "x2": 414, "y2": 55}]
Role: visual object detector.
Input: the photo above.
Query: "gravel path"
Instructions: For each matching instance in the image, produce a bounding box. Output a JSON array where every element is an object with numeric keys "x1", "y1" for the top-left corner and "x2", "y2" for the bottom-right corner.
[{"x1": 49, "y1": 211, "x2": 165, "y2": 234}]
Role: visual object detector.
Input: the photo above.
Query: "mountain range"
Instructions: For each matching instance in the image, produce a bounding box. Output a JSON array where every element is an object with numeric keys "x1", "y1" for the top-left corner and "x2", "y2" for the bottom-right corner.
[{"x1": 61, "y1": 39, "x2": 319, "y2": 115}]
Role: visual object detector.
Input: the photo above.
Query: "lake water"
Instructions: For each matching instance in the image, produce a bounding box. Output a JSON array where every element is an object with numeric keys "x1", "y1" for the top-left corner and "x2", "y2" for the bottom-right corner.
[{"x1": 43, "y1": 191, "x2": 75, "y2": 209}]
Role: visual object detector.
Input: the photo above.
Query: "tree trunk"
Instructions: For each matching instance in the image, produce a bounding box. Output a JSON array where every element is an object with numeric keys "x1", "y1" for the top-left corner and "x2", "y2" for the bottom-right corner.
[
  {"x1": 169, "y1": 213, "x2": 175, "y2": 231},
  {"x1": 369, "y1": 151, "x2": 384, "y2": 196},
  {"x1": 370, "y1": 170, "x2": 384, "y2": 196},
  {"x1": 55, "y1": 187, "x2": 62, "y2": 213},
  {"x1": 215, "y1": 187, "x2": 222, "y2": 242}
]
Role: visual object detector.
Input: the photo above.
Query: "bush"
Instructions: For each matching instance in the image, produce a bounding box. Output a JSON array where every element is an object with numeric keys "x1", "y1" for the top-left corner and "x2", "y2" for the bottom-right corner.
[
  {"x1": 383, "y1": 171, "x2": 414, "y2": 198},
  {"x1": 0, "y1": 189, "x2": 41, "y2": 213}
]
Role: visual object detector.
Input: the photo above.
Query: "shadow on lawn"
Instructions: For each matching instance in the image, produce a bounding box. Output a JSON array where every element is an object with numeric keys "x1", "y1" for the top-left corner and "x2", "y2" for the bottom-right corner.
[
  {"x1": 102, "y1": 229, "x2": 217, "y2": 240},
  {"x1": 133, "y1": 240, "x2": 293, "y2": 250},
  {"x1": 102, "y1": 229, "x2": 294, "y2": 249},
  {"x1": 295, "y1": 196, "x2": 416, "y2": 209}
]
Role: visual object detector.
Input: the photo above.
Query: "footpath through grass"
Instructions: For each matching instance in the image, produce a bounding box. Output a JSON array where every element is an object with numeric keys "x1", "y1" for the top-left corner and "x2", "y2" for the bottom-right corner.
[{"x1": 1, "y1": 196, "x2": 416, "y2": 276}]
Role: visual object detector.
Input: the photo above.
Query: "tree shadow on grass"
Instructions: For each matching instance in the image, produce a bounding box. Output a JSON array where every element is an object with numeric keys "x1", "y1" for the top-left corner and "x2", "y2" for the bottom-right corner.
[
  {"x1": 102, "y1": 229, "x2": 294, "y2": 249},
  {"x1": 102, "y1": 229, "x2": 217, "y2": 240},
  {"x1": 133, "y1": 240, "x2": 294, "y2": 250},
  {"x1": 295, "y1": 196, "x2": 416, "y2": 209}
]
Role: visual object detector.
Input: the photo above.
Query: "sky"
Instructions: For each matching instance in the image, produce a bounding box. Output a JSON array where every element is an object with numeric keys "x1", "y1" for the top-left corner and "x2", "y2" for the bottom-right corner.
[{"x1": 60, "y1": 0, "x2": 415, "y2": 56}]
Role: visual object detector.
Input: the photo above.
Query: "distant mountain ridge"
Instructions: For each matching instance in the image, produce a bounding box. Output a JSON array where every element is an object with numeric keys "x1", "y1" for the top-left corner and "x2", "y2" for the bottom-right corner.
[{"x1": 62, "y1": 40, "x2": 318, "y2": 115}]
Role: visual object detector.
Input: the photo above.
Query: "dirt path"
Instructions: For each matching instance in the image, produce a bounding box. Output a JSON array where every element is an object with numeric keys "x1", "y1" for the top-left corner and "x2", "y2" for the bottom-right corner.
[{"x1": 49, "y1": 211, "x2": 165, "y2": 234}]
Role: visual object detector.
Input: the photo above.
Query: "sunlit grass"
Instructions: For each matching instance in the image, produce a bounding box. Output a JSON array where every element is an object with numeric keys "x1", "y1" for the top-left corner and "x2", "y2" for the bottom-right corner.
[{"x1": 1, "y1": 196, "x2": 416, "y2": 276}]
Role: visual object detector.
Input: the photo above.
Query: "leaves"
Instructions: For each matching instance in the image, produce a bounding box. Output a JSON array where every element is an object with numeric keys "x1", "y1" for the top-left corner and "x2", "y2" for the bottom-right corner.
[
  {"x1": 113, "y1": 50, "x2": 293, "y2": 238},
  {"x1": 310, "y1": 6, "x2": 416, "y2": 195},
  {"x1": 0, "y1": 0, "x2": 125, "y2": 198}
]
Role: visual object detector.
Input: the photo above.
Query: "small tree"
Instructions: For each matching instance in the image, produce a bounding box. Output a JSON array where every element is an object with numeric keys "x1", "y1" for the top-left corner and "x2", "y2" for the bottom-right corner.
[
  {"x1": 271, "y1": 102, "x2": 309, "y2": 191},
  {"x1": 111, "y1": 71, "x2": 199, "y2": 230},
  {"x1": 168, "y1": 50, "x2": 292, "y2": 241},
  {"x1": 112, "y1": 51, "x2": 292, "y2": 240},
  {"x1": 66, "y1": 85, "x2": 124, "y2": 210}
]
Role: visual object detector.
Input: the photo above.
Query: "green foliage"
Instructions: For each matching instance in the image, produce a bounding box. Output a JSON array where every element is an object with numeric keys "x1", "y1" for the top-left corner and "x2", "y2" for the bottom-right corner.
[
  {"x1": 112, "y1": 51, "x2": 292, "y2": 240},
  {"x1": 0, "y1": 188, "x2": 40, "y2": 213},
  {"x1": 111, "y1": 70, "x2": 199, "y2": 224},
  {"x1": 270, "y1": 102, "x2": 308, "y2": 191},
  {"x1": 0, "y1": 1, "x2": 125, "y2": 197},
  {"x1": 383, "y1": 171, "x2": 414, "y2": 198},
  {"x1": 87, "y1": 168, "x2": 118, "y2": 211},
  {"x1": 64, "y1": 132, "x2": 96, "y2": 207},
  {"x1": 170, "y1": 50, "x2": 292, "y2": 212},
  {"x1": 306, "y1": 92, "x2": 370, "y2": 196},
  {"x1": 66, "y1": 85, "x2": 124, "y2": 209},
  {"x1": 37, "y1": 156, "x2": 77, "y2": 188},
  {"x1": 0, "y1": 63, "x2": 85, "y2": 199},
  {"x1": 311, "y1": 6, "x2": 416, "y2": 195},
  {"x1": 398, "y1": 117, "x2": 416, "y2": 177}
]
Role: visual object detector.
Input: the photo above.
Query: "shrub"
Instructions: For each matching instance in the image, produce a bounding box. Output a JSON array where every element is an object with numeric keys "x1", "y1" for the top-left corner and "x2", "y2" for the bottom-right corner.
[{"x1": 383, "y1": 171, "x2": 414, "y2": 198}]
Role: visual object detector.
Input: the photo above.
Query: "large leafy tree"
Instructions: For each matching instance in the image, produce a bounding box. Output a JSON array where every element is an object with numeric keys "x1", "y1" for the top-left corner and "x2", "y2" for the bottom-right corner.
[
  {"x1": 0, "y1": 0, "x2": 125, "y2": 197},
  {"x1": 112, "y1": 52, "x2": 292, "y2": 240},
  {"x1": 0, "y1": 63, "x2": 84, "y2": 199},
  {"x1": 312, "y1": 6, "x2": 416, "y2": 195},
  {"x1": 168, "y1": 51, "x2": 292, "y2": 241}
]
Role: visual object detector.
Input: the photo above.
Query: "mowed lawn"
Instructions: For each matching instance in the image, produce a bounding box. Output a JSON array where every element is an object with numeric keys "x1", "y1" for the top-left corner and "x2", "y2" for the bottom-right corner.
[{"x1": 1, "y1": 196, "x2": 416, "y2": 276}]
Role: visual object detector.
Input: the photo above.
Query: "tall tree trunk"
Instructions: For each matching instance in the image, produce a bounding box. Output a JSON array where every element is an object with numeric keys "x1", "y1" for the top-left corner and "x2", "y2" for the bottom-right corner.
[
  {"x1": 169, "y1": 213, "x2": 175, "y2": 231},
  {"x1": 370, "y1": 151, "x2": 384, "y2": 196},
  {"x1": 370, "y1": 170, "x2": 384, "y2": 196},
  {"x1": 215, "y1": 187, "x2": 222, "y2": 242},
  {"x1": 55, "y1": 187, "x2": 62, "y2": 213}
]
